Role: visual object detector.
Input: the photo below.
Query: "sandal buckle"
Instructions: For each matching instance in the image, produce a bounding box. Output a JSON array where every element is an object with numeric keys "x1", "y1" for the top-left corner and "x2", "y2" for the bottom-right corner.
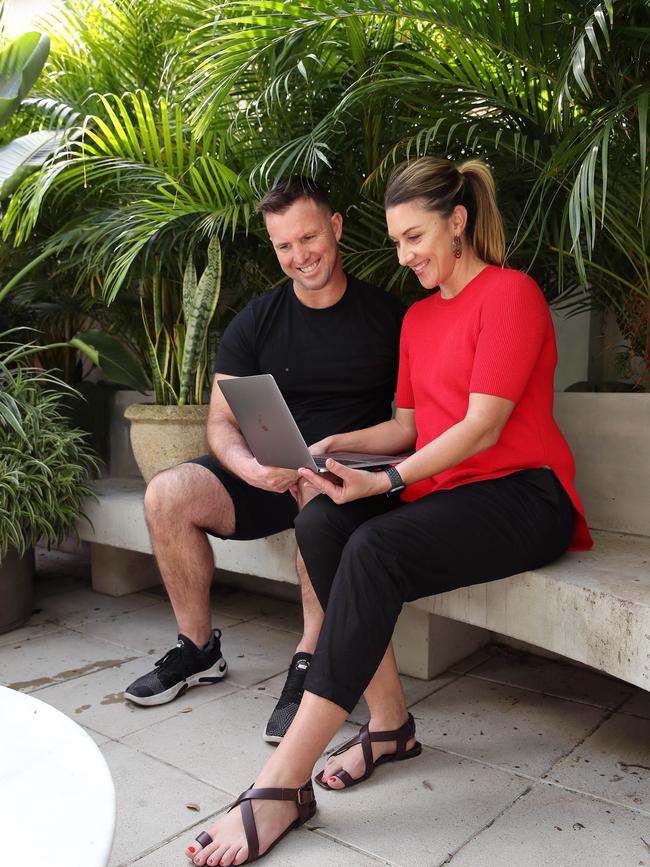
[{"x1": 296, "y1": 787, "x2": 310, "y2": 805}]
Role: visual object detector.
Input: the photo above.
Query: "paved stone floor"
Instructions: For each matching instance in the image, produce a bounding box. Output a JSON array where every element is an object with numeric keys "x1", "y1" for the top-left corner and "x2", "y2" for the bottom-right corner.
[{"x1": 1, "y1": 548, "x2": 649, "y2": 866}]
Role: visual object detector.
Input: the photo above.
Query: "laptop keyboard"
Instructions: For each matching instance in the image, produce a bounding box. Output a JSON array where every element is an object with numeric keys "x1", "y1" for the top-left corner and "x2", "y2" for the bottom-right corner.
[{"x1": 312, "y1": 455, "x2": 375, "y2": 468}]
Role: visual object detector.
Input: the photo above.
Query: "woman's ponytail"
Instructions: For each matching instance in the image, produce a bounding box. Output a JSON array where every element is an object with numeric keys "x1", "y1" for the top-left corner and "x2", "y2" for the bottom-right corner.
[{"x1": 458, "y1": 160, "x2": 505, "y2": 266}]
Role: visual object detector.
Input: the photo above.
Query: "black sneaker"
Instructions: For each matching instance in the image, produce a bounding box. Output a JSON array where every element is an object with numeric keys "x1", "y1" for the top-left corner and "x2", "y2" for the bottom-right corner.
[
  {"x1": 124, "y1": 629, "x2": 228, "y2": 706},
  {"x1": 263, "y1": 652, "x2": 312, "y2": 743}
]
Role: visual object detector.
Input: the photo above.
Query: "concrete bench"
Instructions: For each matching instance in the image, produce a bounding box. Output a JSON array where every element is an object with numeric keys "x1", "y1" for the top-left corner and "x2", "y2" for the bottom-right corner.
[{"x1": 76, "y1": 486, "x2": 650, "y2": 690}]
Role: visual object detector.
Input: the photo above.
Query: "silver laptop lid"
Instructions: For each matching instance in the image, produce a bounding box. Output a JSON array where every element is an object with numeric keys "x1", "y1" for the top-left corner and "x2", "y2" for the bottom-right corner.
[{"x1": 218, "y1": 374, "x2": 319, "y2": 471}]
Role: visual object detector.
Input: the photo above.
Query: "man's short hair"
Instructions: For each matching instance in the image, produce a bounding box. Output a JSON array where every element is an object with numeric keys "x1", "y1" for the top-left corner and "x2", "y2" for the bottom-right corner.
[{"x1": 257, "y1": 176, "x2": 331, "y2": 217}]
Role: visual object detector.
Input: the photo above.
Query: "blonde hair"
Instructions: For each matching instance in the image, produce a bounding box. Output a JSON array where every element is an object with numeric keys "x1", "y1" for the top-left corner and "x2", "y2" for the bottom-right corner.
[{"x1": 384, "y1": 156, "x2": 505, "y2": 266}]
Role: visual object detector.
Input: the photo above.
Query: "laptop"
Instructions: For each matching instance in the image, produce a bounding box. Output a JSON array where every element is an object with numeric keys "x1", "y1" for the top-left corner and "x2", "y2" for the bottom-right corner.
[{"x1": 218, "y1": 374, "x2": 408, "y2": 473}]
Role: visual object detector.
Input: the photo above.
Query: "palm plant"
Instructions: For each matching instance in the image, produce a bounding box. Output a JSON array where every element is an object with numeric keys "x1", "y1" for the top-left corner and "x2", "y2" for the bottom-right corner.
[
  {"x1": 4, "y1": 0, "x2": 647, "y2": 380},
  {"x1": 0, "y1": 87, "x2": 256, "y2": 397},
  {"x1": 0, "y1": 16, "x2": 152, "y2": 387},
  {"x1": 0, "y1": 0, "x2": 270, "y2": 396},
  {"x1": 3, "y1": 90, "x2": 243, "y2": 297},
  {"x1": 176, "y1": 0, "x2": 649, "y2": 368}
]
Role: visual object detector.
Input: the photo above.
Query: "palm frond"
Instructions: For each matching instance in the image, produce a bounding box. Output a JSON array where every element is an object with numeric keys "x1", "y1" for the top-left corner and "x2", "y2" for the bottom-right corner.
[{"x1": 2, "y1": 90, "x2": 251, "y2": 300}]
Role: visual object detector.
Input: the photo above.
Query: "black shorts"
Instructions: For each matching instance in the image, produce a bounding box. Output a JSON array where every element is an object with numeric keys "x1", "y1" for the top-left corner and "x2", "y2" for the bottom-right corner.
[{"x1": 189, "y1": 455, "x2": 298, "y2": 540}]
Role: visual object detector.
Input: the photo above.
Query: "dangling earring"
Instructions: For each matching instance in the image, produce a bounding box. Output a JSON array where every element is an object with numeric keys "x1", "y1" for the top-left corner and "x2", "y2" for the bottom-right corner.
[{"x1": 451, "y1": 235, "x2": 462, "y2": 259}]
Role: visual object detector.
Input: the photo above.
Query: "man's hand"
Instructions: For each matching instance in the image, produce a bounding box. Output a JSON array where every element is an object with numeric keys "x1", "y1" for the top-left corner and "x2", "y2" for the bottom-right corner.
[
  {"x1": 242, "y1": 459, "x2": 300, "y2": 493},
  {"x1": 298, "y1": 459, "x2": 391, "y2": 504}
]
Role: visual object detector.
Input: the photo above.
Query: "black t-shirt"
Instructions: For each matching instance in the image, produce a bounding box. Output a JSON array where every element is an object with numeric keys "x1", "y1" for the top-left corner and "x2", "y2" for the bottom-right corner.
[{"x1": 215, "y1": 276, "x2": 406, "y2": 446}]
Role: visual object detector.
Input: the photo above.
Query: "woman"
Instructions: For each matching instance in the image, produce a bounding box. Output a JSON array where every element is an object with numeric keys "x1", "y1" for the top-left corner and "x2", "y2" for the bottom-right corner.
[{"x1": 185, "y1": 156, "x2": 592, "y2": 866}]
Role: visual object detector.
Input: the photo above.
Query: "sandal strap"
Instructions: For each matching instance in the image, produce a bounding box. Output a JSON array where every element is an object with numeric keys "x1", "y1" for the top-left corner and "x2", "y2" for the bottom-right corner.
[
  {"x1": 366, "y1": 713, "x2": 415, "y2": 756},
  {"x1": 326, "y1": 714, "x2": 417, "y2": 787},
  {"x1": 329, "y1": 729, "x2": 363, "y2": 758},
  {"x1": 358, "y1": 725, "x2": 374, "y2": 776},
  {"x1": 331, "y1": 768, "x2": 356, "y2": 787},
  {"x1": 329, "y1": 724, "x2": 374, "y2": 778},
  {"x1": 239, "y1": 799, "x2": 259, "y2": 861},
  {"x1": 230, "y1": 780, "x2": 316, "y2": 849}
]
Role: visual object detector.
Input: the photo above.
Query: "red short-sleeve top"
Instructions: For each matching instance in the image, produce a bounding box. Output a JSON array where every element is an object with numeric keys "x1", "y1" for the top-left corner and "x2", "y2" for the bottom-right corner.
[{"x1": 395, "y1": 265, "x2": 592, "y2": 550}]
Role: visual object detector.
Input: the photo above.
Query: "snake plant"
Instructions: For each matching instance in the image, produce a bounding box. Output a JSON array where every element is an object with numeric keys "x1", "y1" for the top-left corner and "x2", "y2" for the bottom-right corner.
[{"x1": 141, "y1": 235, "x2": 222, "y2": 405}]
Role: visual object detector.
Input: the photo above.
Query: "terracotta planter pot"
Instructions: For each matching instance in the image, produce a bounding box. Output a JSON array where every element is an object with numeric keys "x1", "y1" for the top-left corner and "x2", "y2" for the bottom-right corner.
[
  {"x1": 124, "y1": 403, "x2": 209, "y2": 483},
  {"x1": 0, "y1": 548, "x2": 35, "y2": 635}
]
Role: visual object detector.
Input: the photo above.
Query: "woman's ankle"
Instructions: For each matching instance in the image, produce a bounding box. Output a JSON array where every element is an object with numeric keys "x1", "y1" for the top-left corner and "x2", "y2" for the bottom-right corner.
[
  {"x1": 367, "y1": 708, "x2": 409, "y2": 731},
  {"x1": 255, "y1": 757, "x2": 311, "y2": 791}
]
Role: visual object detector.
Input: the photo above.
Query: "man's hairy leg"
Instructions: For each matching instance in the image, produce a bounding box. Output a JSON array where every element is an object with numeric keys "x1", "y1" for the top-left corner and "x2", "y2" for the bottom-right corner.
[
  {"x1": 294, "y1": 480, "x2": 324, "y2": 654},
  {"x1": 144, "y1": 463, "x2": 235, "y2": 647}
]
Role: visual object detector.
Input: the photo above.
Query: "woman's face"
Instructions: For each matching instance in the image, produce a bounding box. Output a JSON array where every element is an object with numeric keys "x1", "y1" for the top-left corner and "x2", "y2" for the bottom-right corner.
[{"x1": 386, "y1": 200, "x2": 464, "y2": 290}]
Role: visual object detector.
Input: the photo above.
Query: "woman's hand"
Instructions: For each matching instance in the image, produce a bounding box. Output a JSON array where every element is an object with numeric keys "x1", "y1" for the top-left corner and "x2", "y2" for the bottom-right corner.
[
  {"x1": 308, "y1": 435, "x2": 337, "y2": 455},
  {"x1": 298, "y1": 460, "x2": 391, "y2": 504}
]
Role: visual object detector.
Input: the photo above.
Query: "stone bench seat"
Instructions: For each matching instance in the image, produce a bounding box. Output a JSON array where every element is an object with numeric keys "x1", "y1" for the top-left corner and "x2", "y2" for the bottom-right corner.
[
  {"x1": 76, "y1": 477, "x2": 650, "y2": 690},
  {"x1": 413, "y1": 531, "x2": 650, "y2": 690}
]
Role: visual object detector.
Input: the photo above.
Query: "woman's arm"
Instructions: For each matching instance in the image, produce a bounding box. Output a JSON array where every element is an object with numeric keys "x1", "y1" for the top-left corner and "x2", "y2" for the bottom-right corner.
[
  {"x1": 300, "y1": 392, "x2": 515, "y2": 503},
  {"x1": 309, "y1": 408, "x2": 417, "y2": 456}
]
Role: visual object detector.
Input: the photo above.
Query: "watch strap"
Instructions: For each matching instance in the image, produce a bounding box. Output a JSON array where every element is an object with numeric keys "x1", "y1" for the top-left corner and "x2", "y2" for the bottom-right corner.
[{"x1": 384, "y1": 465, "x2": 405, "y2": 494}]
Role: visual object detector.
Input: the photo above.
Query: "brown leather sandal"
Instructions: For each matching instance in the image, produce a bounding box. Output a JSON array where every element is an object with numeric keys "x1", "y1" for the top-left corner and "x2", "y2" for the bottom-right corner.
[
  {"x1": 192, "y1": 780, "x2": 317, "y2": 864},
  {"x1": 315, "y1": 713, "x2": 421, "y2": 791}
]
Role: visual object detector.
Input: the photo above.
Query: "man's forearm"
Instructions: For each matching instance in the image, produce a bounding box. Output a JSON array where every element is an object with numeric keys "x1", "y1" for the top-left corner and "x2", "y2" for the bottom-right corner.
[{"x1": 206, "y1": 417, "x2": 255, "y2": 482}]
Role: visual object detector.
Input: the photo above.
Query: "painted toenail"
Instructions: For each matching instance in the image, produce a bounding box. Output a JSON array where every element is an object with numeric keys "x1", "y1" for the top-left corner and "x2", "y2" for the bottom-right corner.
[
  {"x1": 188, "y1": 847, "x2": 195, "y2": 854},
  {"x1": 328, "y1": 776, "x2": 337, "y2": 782}
]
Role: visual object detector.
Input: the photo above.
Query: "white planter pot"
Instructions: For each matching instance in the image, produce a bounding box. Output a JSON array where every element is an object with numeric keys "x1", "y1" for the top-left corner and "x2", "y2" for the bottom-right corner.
[{"x1": 123, "y1": 403, "x2": 209, "y2": 483}]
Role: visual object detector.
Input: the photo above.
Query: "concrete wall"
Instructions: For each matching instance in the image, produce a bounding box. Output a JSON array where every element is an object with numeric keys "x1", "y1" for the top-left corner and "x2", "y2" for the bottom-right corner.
[
  {"x1": 553, "y1": 392, "x2": 650, "y2": 535},
  {"x1": 552, "y1": 307, "x2": 591, "y2": 391}
]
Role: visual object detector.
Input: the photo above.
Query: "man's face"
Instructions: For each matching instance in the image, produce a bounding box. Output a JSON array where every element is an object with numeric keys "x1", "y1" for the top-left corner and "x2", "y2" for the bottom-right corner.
[{"x1": 265, "y1": 197, "x2": 343, "y2": 295}]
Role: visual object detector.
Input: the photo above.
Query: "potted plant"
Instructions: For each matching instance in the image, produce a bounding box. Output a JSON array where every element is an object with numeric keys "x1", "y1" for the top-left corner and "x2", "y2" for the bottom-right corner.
[
  {"x1": 124, "y1": 235, "x2": 222, "y2": 481},
  {"x1": 0, "y1": 334, "x2": 97, "y2": 633}
]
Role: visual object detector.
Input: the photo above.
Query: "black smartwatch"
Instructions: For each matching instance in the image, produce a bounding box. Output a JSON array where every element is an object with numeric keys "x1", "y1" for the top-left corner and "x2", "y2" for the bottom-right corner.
[{"x1": 383, "y1": 465, "x2": 405, "y2": 494}]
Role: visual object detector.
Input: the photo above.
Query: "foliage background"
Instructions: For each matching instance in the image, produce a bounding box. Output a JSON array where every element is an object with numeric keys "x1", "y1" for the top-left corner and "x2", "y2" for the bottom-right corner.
[{"x1": 1, "y1": 0, "x2": 648, "y2": 384}]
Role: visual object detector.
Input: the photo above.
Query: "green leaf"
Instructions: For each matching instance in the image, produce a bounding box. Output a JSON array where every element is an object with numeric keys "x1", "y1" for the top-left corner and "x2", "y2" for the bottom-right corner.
[
  {"x1": 0, "y1": 32, "x2": 50, "y2": 127},
  {"x1": 67, "y1": 337, "x2": 99, "y2": 367},
  {"x1": 179, "y1": 235, "x2": 221, "y2": 405},
  {"x1": 0, "y1": 129, "x2": 65, "y2": 200},
  {"x1": 182, "y1": 255, "x2": 198, "y2": 323},
  {"x1": 71, "y1": 330, "x2": 151, "y2": 392}
]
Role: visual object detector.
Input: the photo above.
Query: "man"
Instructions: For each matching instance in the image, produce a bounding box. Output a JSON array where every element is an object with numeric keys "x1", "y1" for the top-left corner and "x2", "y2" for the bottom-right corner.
[{"x1": 124, "y1": 177, "x2": 404, "y2": 742}]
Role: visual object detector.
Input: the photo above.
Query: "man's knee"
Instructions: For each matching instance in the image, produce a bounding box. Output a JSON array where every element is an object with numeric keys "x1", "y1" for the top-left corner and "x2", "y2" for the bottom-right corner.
[
  {"x1": 144, "y1": 463, "x2": 232, "y2": 533},
  {"x1": 144, "y1": 465, "x2": 185, "y2": 523}
]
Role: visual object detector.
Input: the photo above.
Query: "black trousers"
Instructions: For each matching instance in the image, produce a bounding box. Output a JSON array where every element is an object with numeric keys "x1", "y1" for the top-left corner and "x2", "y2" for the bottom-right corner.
[{"x1": 294, "y1": 468, "x2": 575, "y2": 713}]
